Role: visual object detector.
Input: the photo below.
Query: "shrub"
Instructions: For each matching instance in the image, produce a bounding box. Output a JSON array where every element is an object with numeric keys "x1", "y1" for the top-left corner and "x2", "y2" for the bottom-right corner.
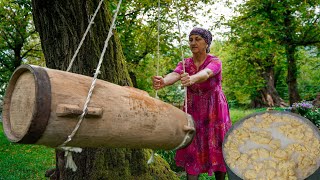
[{"x1": 290, "y1": 100, "x2": 320, "y2": 129}]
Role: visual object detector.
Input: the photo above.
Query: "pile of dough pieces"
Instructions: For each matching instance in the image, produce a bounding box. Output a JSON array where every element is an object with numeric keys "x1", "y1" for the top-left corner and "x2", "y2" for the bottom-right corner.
[{"x1": 224, "y1": 113, "x2": 320, "y2": 180}]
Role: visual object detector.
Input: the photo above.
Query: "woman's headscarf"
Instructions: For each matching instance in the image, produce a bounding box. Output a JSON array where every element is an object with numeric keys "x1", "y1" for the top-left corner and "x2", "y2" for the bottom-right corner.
[{"x1": 189, "y1": 27, "x2": 212, "y2": 53}]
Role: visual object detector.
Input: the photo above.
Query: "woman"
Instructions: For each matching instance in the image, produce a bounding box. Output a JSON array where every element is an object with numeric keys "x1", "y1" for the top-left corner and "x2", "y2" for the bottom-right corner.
[{"x1": 152, "y1": 27, "x2": 232, "y2": 180}]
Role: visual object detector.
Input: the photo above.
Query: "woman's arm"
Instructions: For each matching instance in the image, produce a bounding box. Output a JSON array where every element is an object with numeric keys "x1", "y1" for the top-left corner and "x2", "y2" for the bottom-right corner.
[
  {"x1": 152, "y1": 72, "x2": 180, "y2": 90},
  {"x1": 180, "y1": 68, "x2": 213, "y2": 86}
]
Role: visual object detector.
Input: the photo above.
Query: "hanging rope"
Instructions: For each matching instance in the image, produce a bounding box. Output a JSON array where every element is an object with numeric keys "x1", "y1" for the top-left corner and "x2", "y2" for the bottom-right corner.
[
  {"x1": 148, "y1": 0, "x2": 192, "y2": 164},
  {"x1": 66, "y1": 0, "x2": 106, "y2": 72},
  {"x1": 173, "y1": 0, "x2": 187, "y2": 114},
  {"x1": 147, "y1": 0, "x2": 162, "y2": 165},
  {"x1": 171, "y1": 2, "x2": 193, "y2": 151},
  {"x1": 59, "y1": 0, "x2": 123, "y2": 172},
  {"x1": 172, "y1": 114, "x2": 193, "y2": 150},
  {"x1": 155, "y1": 0, "x2": 161, "y2": 99}
]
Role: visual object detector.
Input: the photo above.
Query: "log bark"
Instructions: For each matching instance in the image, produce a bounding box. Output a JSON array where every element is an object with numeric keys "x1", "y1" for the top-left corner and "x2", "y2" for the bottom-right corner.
[
  {"x1": 3, "y1": 65, "x2": 194, "y2": 149},
  {"x1": 31, "y1": 0, "x2": 178, "y2": 179}
]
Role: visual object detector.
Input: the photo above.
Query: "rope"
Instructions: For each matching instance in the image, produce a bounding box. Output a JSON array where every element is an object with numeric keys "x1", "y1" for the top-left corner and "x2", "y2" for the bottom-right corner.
[
  {"x1": 147, "y1": 150, "x2": 156, "y2": 164},
  {"x1": 59, "y1": 0, "x2": 123, "y2": 171},
  {"x1": 172, "y1": 114, "x2": 193, "y2": 151},
  {"x1": 147, "y1": 0, "x2": 162, "y2": 164},
  {"x1": 148, "y1": 115, "x2": 194, "y2": 164},
  {"x1": 155, "y1": 0, "x2": 161, "y2": 99},
  {"x1": 148, "y1": 0, "x2": 192, "y2": 164},
  {"x1": 173, "y1": 0, "x2": 187, "y2": 114},
  {"x1": 66, "y1": 0, "x2": 106, "y2": 72}
]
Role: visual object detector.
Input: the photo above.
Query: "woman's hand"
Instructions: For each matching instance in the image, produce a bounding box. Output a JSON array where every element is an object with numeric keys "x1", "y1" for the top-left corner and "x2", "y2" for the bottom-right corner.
[
  {"x1": 152, "y1": 76, "x2": 166, "y2": 90},
  {"x1": 180, "y1": 73, "x2": 194, "y2": 87}
]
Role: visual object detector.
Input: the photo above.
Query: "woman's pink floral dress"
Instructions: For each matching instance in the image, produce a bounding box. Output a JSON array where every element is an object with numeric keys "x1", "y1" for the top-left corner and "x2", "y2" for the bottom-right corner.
[{"x1": 174, "y1": 54, "x2": 232, "y2": 176}]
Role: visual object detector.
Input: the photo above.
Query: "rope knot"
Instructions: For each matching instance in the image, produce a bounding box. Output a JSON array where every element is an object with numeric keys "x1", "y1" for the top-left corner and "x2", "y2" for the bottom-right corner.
[{"x1": 61, "y1": 147, "x2": 83, "y2": 172}]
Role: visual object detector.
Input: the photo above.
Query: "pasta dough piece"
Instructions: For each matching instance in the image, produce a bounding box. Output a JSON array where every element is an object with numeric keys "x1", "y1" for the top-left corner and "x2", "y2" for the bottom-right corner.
[
  {"x1": 247, "y1": 149, "x2": 259, "y2": 161},
  {"x1": 281, "y1": 116, "x2": 293, "y2": 123},
  {"x1": 238, "y1": 153, "x2": 249, "y2": 163},
  {"x1": 261, "y1": 113, "x2": 271, "y2": 120},
  {"x1": 242, "y1": 118, "x2": 255, "y2": 128},
  {"x1": 277, "y1": 124, "x2": 293, "y2": 134},
  {"x1": 256, "y1": 121, "x2": 272, "y2": 129},
  {"x1": 232, "y1": 138, "x2": 246, "y2": 147},
  {"x1": 287, "y1": 132, "x2": 304, "y2": 140},
  {"x1": 298, "y1": 155, "x2": 316, "y2": 168},
  {"x1": 272, "y1": 149, "x2": 288, "y2": 160},
  {"x1": 224, "y1": 141, "x2": 238, "y2": 151},
  {"x1": 278, "y1": 161, "x2": 296, "y2": 170},
  {"x1": 243, "y1": 169, "x2": 257, "y2": 179},
  {"x1": 264, "y1": 160, "x2": 277, "y2": 169},
  {"x1": 276, "y1": 171, "x2": 283, "y2": 177},
  {"x1": 250, "y1": 134, "x2": 271, "y2": 144},
  {"x1": 257, "y1": 148, "x2": 270, "y2": 159},
  {"x1": 304, "y1": 130, "x2": 314, "y2": 141},
  {"x1": 265, "y1": 169, "x2": 276, "y2": 179},
  {"x1": 286, "y1": 143, "x2": 306, "y2": 154},
  {"x1": 290, "y1": 120, "x2": 302, "y2": 127},
  {"x1": 288, "y1": 176, "x2": 298, "y2": 180},
  {"x1": 277, "y1": 160, "x2": 296, "y2": 177},
  {"x1": 236, "y1": 154, "x2": 250, "y2": 171},
  {"x1": 237, "y1": 128, "x2": 250, "y2": 141},
  {"x1": 269, "y1": 139, "x2": 281, "y2": 150},
  {"x1": 252, "y1": 161, "x2": 264, "y2": 172},
  {"x1": 309, "y1": 139, "x2": 320, "y2": 155},
  {"x1": 230, "y1": 149, "x2": 241, "y2": 159}
]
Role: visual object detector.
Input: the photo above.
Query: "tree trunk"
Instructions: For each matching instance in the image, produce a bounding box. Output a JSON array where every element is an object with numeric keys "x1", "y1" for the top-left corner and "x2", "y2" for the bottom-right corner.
[
  {"x1": 286, "y1": 45, "x2": 301, "y2": 105},
  {"x1": 251, "y1": 62, "x2": 286, "y2": 108},
  {"x1": 249, "y1": 54, "x2": 286, "y2": 108},
  {"x1": 31, "y1": 0, "x2": 178, "y2": 179}
]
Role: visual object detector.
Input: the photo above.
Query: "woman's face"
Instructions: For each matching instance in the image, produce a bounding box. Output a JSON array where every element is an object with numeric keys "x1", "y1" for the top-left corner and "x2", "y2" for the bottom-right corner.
[{"x1": 189, "y1": 34, "x2": 207, "y2": 54}]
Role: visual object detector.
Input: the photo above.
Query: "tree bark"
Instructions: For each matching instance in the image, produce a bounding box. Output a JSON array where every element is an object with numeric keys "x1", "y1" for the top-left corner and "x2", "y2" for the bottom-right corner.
[
  {"x1": 249, "y1": 54, "x2": 286, "y2": 108},
  {"x1": 251, "y1": 64, "x2": 286, "y2": 108},
  {"x1": 31, "y1": 0, "x2": 178, "y2": 179},
  {"x1": 286, "y1": 45, "x2": 301, "y2": 105}
]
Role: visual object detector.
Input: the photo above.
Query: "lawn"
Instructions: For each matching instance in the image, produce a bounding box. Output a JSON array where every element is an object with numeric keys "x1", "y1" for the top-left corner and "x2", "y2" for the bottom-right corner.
[
  {"x1": 0, "y1": 123, "x2": 55, "y2": 180},
  {"x1": 0, "y1": 108, "x2": 266, "y2": 180},
  {"x1": 229, "y1": 108, "x2": 263, "y2": 124}
]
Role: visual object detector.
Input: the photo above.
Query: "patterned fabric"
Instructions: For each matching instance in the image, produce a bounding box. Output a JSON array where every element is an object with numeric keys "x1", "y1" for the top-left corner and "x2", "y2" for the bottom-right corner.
[
  {"x1": 174, "y1": 54, "x2": 232, "y2": 176},
  {"x1": 189, "y1": 28, "x2": 213, "y2": 53}
]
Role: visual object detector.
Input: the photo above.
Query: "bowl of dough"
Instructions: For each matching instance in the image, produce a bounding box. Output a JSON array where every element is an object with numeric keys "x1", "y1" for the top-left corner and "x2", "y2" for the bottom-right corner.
[{"x1": 223, "y1": 111, "x2": 320, "y2": 180}]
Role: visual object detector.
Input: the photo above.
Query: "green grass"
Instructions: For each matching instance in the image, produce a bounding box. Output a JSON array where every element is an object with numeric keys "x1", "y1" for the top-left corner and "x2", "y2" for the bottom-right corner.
[
  {"x1": 229, "y1": 108, "x2": 266, "y2": 124},
  {"x1": 0, "y1": 123, "x2": 55, "y2": 180}
]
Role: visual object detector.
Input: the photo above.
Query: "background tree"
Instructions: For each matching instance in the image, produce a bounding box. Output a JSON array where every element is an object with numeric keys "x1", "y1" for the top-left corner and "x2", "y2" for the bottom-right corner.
[
  {"x1": 273, "y1": 0, "x2": 320, "y2": 105},
  {"x1": 219, "y1": 3, "x2": 287, "y2": 107},
  {"x1": 238, "y1": 0, "x2": 320, "y2": 105},
  {"x1": 221, "y1": 0, "x2": 320, "y2": 106},
  {"x1": 296, "y1": 46, "x2": 320, "y2": 100},
  {"x1": 31, "y1": 0, "x2": 177, "y2": 179},
  {"x1": 0, "y1": 0, "x2": 43, "y2": 101}
]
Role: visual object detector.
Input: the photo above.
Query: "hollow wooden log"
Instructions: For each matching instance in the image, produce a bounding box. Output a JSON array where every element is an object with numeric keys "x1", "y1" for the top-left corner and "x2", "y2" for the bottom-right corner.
[{"x1": 3, "y1": 64, "x2": 195, "y2": 150}]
